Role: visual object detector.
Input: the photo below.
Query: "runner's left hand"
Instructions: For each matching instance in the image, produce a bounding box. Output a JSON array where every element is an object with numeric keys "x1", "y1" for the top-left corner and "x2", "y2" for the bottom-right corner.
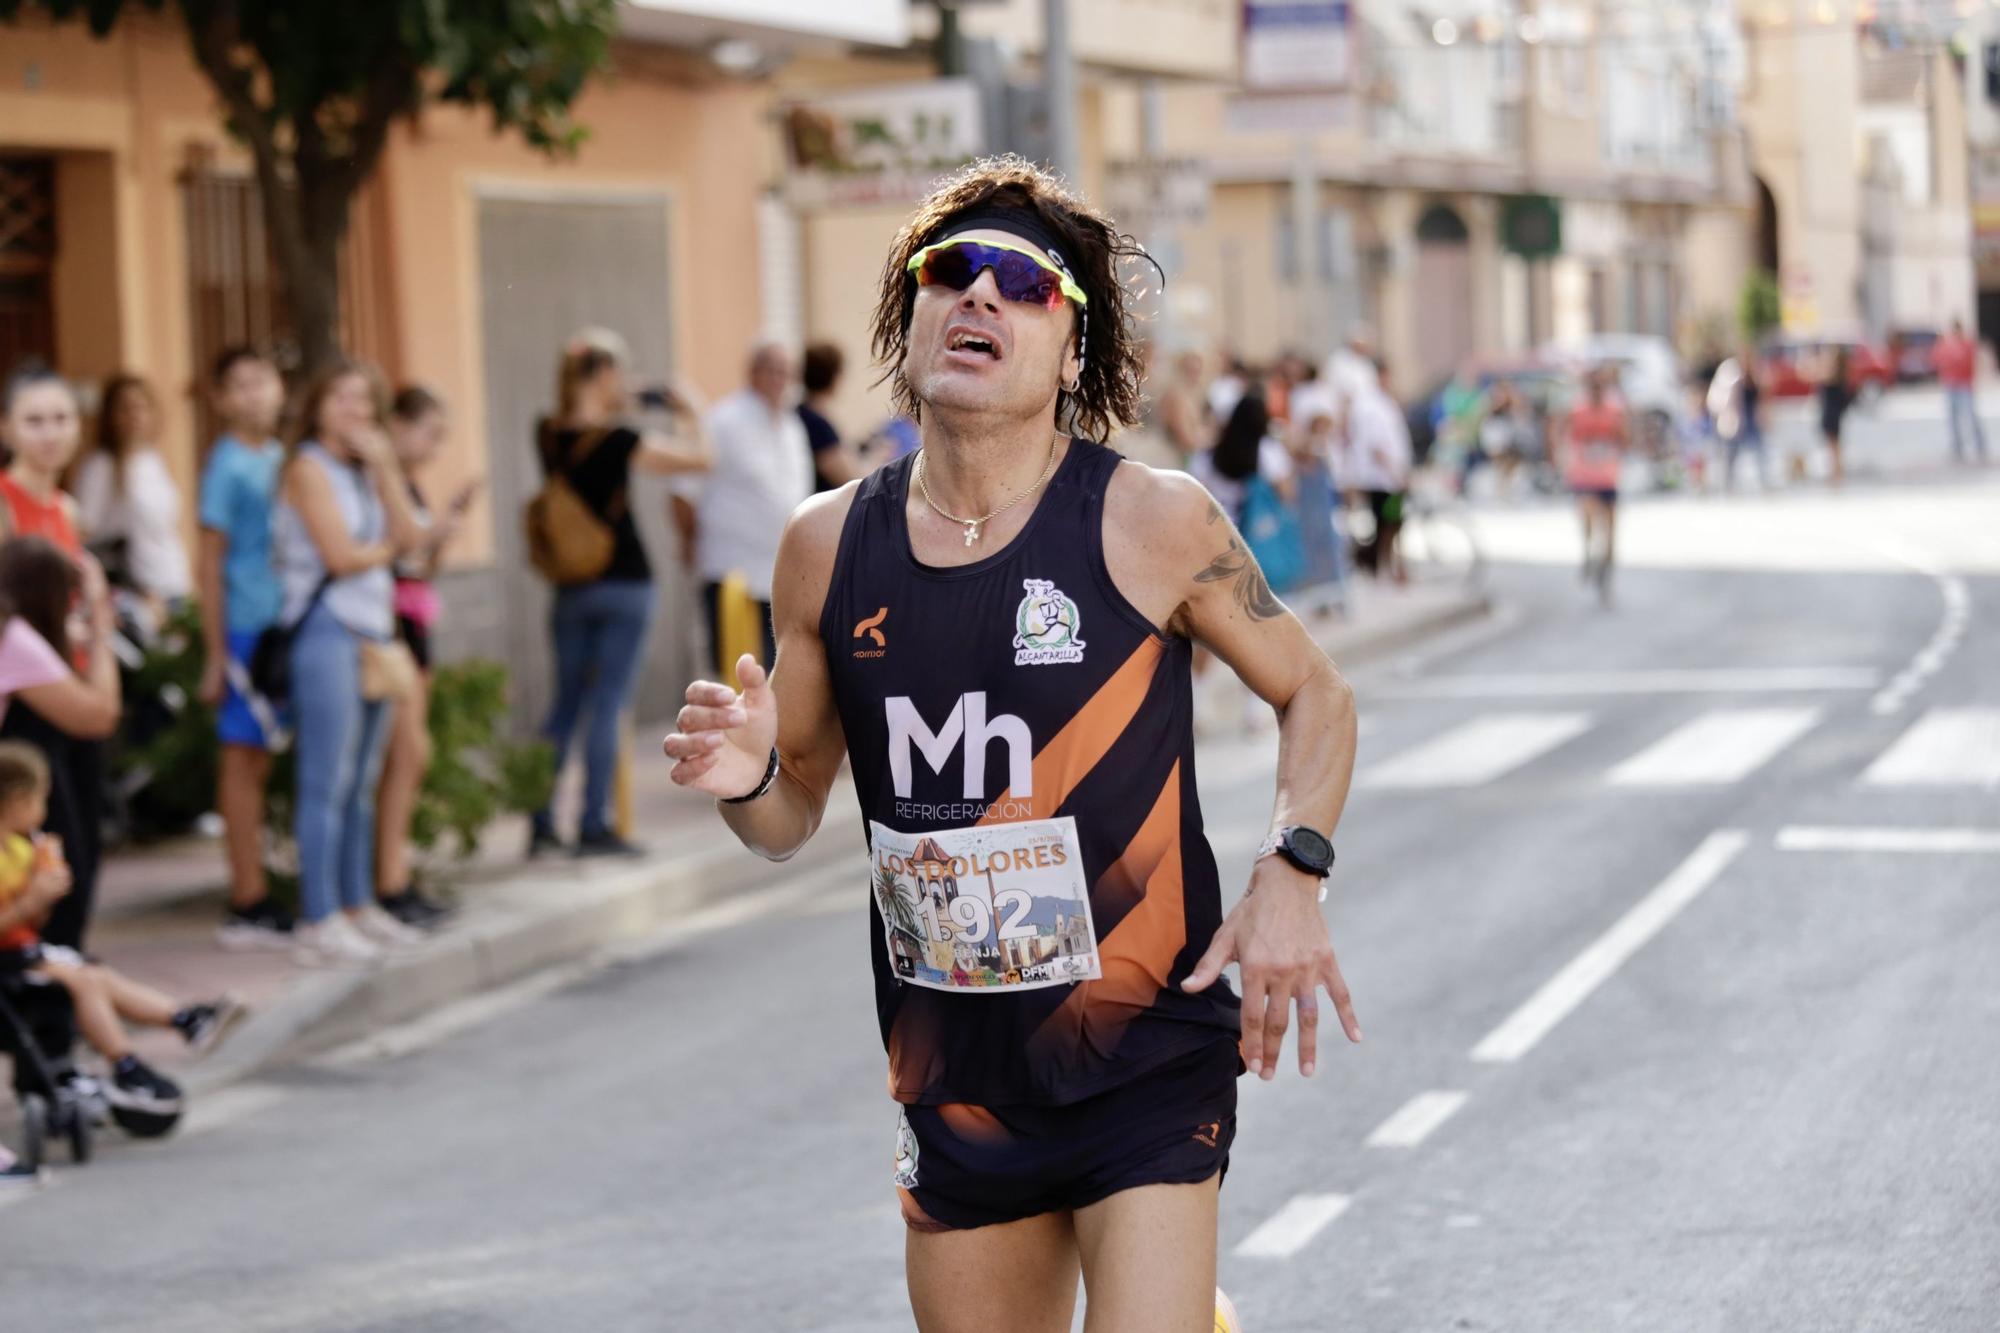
[{"x1": 1182, "y1": 860, "x2": 1360, "y2": 1079}]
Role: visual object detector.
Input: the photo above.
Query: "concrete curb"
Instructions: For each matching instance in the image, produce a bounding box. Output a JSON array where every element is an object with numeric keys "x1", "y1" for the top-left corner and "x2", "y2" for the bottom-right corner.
[{"x1": 185, "y1": 583, "x2": 1492, "y2": 1096}]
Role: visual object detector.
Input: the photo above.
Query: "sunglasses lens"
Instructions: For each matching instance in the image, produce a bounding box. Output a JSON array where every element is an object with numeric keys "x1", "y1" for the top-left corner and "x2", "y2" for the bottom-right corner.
[
  {"x1": 917, "y1": 243, "x2": 1069, "y2": 309},
  {"x1": 994, "y1": 251, "x2": 1065, "y2": 309},
  {"x1": 917, "y1": 245, "x2": 980, "y2": 292}
]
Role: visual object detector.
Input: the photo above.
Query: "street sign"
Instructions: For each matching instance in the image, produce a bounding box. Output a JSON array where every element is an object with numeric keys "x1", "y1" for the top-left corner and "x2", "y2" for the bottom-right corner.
[
  {"x1": 1104, "y1": 157, "x2": 1212, "y2": 228},
  {"x1": 1501, "y1": 194, "x2": 1562, "y2": 259},
  {"x1": 1242, "y1": 1, "x2": 1353, "y2": 91},
  {"x1": 780, "y1": 79, "x2": 984, "y2": 211}
]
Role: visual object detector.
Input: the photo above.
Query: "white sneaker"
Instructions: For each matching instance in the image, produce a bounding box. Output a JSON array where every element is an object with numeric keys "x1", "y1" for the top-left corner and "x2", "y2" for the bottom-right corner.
[
  {"x1": 293, "y1": 915, "x2": 382, "y2": 967},
  {"x1": 349, "y1": 903, "x2": 426, "y2": 950}
]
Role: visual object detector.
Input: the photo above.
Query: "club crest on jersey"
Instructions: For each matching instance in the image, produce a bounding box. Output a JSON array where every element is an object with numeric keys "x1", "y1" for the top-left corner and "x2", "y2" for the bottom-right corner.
[{"x1": 1013, "y1": 579, "x2": 1086, "y2": 666}]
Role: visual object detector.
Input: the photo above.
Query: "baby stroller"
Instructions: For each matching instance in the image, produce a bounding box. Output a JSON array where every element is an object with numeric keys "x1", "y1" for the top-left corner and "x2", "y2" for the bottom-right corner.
[{"x1": 0, "y1": 969, "x2": 99, "y2": 1170}]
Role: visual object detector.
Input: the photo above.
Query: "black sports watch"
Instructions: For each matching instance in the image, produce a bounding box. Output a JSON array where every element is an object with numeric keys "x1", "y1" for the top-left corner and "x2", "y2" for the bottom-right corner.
[{"x1": 1257, "y1": 825, "x2": 1335, "y2": 879}]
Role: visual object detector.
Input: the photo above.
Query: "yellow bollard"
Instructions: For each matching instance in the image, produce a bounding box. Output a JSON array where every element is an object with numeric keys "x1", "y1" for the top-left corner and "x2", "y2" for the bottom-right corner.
[{"x1": 716, "y1": 571, "x2": 761, "y2": 688}]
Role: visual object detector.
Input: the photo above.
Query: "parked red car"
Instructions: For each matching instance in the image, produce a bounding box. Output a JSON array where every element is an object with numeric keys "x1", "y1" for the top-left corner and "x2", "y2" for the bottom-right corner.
[{"x1": 1757, "y1": 336, "x2": 1895, "y2": 399}]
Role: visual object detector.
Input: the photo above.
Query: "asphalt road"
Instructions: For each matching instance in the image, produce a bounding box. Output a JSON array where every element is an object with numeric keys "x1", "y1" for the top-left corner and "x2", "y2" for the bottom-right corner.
[{"x1": 6, "y1": 468, "x2": 1997, "y2": 1332}]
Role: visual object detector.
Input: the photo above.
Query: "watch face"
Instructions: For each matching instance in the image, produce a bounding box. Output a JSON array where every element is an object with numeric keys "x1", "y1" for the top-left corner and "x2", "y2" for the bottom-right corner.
[{"x1": 1287, "y1": 827, "x2": 1333, "y2": 866}]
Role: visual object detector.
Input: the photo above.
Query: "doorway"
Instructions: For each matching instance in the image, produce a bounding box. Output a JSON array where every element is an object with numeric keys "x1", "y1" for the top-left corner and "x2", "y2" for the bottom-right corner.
[{"x1": 464, "y1": 190, "x2": 695, "y2": 733}]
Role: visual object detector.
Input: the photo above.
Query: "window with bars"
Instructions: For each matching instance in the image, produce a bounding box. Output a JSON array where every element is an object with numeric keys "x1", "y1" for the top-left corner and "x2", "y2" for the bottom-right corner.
[{"x1": 0, "y1": 155, "x2": 57, "y2": 377}]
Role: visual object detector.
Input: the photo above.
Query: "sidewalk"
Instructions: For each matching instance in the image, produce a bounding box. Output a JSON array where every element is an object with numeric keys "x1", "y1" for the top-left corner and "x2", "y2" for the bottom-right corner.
[{"x1": 95, "y1": 574, "x2": 1490, "y2": 1096}]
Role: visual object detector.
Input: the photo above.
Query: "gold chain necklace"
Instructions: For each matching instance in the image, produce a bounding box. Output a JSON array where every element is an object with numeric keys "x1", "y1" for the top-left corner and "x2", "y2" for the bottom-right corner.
[{"x1": 914, "y1": 436, "x2": 1062, "y2": 547}]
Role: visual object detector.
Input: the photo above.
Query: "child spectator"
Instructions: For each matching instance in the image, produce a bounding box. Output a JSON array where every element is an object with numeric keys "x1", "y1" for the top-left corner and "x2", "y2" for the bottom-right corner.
[
  {"x1": 195, "y1": 348, "x2": 295, "y2": 949},
  {"x1": 0, "y1": 742, "x2": 246, "y2": 1115}
]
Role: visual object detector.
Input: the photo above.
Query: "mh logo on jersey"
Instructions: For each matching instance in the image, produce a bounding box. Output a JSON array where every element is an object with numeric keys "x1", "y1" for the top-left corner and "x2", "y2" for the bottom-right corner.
[
  {"x1": 886, "y1": 692, "x2": 1032, "y2": 803},
  {"x1": 1014, "y1": 579, "x2": 1086, "y2": 666}
]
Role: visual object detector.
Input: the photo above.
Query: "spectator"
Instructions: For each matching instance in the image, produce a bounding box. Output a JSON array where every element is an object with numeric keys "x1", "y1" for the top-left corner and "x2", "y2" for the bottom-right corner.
[
  {"x1": 800, "y1": 342, "x2": 863, "y2": 491},
  {"x1": 1286, "y1": 380, "x2": 1347, "y2": 602},
  {"x1": 273, "y1": 360, "x2": 429, "y2": 965},
  {"x1": 1346, "y1": 358, "x2": 1414, "y2": 583},
  {"x1": 1721, "y1": 348, "x2": 1770, "y2": 491},
  {"x1": 1193, "y1": 388, "x2": 1294, "y2": 527},
  {"x1": 1819, "y1": 348, "x2": 1854, "y2": 488},
  {"x1": 531, "y1": 329, "x2": 710, "y2": 860},
  {"x1": 73, "y1": 373, "x2": 194, "y2": 614},
  {"x1": 0, "y1": 362, "x2": 85, "y2": 558},
  {"x1": 1206, "y1": 353, "x2": 1250, "y2": 426},
  {"x1": 1933, "y1": 319, "x2": 1987, "y2": 465},
  {"x1": 0, "y1": 541, "x2": 118, "y2": 741},
  {"x1": 1113, "y1": 341, "x2": 1185, "y2": 471},
  {"x1": 196, "y1": 347, "x2": 296, "y2": 950},
  {"x1": 0, "y1": 741, "x2": 246, "y2": 1116},
  {"x1": 673, "y1": 339, "x2": 812, "y2": 682},
  {"x1": 1156, "y1": 348, "x2": 1210, "y2": 467},
  {"x1": 0, "y1": 365, "x2": 112, "y2": 952},
  {"x1": 375, "y1": 385, "x2": 476, "y2": 928}
]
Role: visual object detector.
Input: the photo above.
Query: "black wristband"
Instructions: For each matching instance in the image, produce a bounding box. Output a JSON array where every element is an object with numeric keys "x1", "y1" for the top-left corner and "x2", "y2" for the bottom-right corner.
[{"x1": 720, "y1": 746, "x2": 781, "y2": 805}]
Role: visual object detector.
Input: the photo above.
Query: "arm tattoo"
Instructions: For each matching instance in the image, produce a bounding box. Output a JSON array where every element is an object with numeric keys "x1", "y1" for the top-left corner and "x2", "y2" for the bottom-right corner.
[{"x1": 1194, "y1": 536, "x2": 1285, "y2": 620}]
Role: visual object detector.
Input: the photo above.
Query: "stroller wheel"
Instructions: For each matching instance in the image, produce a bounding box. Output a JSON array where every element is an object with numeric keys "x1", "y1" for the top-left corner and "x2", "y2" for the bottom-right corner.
[
  {"x1": 66, "y1": 1102, "x2": 91, "y2": 1163},
  {"x1": 18, "y1": 1092, "x2": 48, "y2": 1172}
]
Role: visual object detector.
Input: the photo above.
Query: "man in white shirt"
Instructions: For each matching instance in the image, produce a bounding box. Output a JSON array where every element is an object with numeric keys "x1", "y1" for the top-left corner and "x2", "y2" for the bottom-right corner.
[
  {"x1": 672, "y1": 341, "x2": 814, "y2": 672},
  {"x1": 1343, "y1": 358, "x2": 1412, "y2": 583}
]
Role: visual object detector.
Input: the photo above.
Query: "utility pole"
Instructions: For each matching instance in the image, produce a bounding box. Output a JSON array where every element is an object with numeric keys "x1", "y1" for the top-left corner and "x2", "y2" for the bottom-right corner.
[
  {"x1": 1044, "y1": 0, "x2": 1080, "y2": 182},
  {"x1": 1291, "y1": 130, "x2": 1325, "y2": 359}
]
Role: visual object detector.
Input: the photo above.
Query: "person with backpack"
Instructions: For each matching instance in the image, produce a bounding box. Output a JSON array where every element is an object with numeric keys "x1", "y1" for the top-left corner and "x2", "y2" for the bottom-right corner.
[{"x1": 527, "y1": 329, "x2": 709, "y2": 860}]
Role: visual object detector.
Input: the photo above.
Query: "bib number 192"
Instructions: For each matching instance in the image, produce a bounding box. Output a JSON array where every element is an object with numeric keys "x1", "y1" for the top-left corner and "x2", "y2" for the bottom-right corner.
[{"x1": 915, "y1": 887, "x2": 1034, "y2": 945}]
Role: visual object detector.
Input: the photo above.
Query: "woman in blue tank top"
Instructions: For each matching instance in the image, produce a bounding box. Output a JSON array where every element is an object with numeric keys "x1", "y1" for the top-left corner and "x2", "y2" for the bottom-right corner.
[{"x1": 272, "y1": 361, "x2": 428, "y2": 967}]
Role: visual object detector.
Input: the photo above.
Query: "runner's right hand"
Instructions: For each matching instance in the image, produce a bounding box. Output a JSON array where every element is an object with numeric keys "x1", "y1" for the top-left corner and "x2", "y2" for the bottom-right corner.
[{"x1": 664, "y1": 655, "x2": 779, "y2": 799}]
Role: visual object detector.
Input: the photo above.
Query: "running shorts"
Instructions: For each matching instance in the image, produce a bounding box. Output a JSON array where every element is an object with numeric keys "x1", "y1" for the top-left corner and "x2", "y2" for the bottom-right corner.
[{"x1": 894, "y1": 1038, "x2": 1240, "y2": 1232}]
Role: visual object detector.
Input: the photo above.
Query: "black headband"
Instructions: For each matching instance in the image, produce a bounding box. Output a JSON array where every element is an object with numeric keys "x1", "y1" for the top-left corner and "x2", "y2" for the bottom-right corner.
[{"x1": 929, "y1": 206, "x2": 1074, "y2": 276}]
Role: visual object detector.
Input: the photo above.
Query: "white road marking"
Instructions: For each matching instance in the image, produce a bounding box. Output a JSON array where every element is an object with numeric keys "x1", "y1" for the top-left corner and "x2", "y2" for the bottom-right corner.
[
  {"x1": 1359, "y1": 713, "x2": 1590, "y2": 789},
  {"x1": 1776, "y1": 826, "x2": 2000, "y2": 854},
  {"x1": 1607, "y1": 708, "x2": 1822, "y2": 786},
  {"x1": 1367, "y1": 668, "x2": 1879, "y2": 700},
  {"x1": 178, "y1": 1082, "x2": 289, "y2": 1138},
  {"x1": 1861, "y1": 708, "x2": 2000, "y2": 788},
  {"x1": 1234, "y1": 1193, "x2": 1353, "y2": 1258},
  {"x1": 1364, "y1": 1090, "x2": 1469, "y2": 1148},
  {"x1": 1471, "y1": 830, "x2": 1749, "y2": 1063},
  {"x1": 1870, "y1": 545, "x2": 1971, "y2": 716}
]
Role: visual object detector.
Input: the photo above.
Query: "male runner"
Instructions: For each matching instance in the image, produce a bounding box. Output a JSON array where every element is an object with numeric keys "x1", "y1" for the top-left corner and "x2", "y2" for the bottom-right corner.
[{"x1": 664, "y1": 156, "x2": 1362, "y2": 1332}]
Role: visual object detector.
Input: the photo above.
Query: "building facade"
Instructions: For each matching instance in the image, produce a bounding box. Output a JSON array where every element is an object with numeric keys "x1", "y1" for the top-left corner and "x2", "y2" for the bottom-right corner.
[{"x1": 0, "y1": 1, "x2": 904, "y2": 727}]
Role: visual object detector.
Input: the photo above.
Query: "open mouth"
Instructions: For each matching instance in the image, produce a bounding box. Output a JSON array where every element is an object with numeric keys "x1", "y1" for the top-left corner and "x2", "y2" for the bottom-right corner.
[{"x1": 946, "y1": 329, "x2": 1002, "y2": 361}]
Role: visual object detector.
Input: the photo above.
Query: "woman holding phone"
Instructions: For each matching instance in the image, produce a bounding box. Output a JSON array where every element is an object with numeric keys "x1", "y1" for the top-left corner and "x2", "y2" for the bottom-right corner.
[{"x1": 374, "y1": 385, "x2": 476, "y2": 927}]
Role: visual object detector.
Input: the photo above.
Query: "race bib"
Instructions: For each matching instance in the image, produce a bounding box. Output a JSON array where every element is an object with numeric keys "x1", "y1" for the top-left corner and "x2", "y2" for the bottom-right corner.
[{"x1": 868, "y1": 817, "x2": 1102, "y2": 993}]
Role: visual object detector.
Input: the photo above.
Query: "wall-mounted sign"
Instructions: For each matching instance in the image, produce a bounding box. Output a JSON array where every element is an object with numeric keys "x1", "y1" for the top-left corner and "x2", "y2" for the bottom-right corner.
[
  {"x1": 1500, "y1": 194, "x2": 1562, "y2": 259},
  {"x1": 781, "y1": 79, "x2": 984, "y2": 211},
  {"x1": 1105, "y1": 157, "x2": 1212, "y2": 228},
  {"x1": 1242, "y1": 1, "x2": 1353, "y2": 91}
]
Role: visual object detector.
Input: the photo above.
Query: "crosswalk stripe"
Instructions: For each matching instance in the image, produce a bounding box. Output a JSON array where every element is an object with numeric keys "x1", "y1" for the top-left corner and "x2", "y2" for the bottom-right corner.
[
  {"x1": 1234, "y1": 1193, "x2": 1352, "y2": 1258},
  {"x1": 1776, "y1": 826, "x2": 2000, "y2": 854},
  {"x1": 1358, "y1": 712, "x2": 1591, "y2": 789},
  {"x1": 1608, "y1": 708, "x2": 1822, "y2": 786},
  {"x1": 1365, "y1": 1090, "x2": 1469, "y2": 1148},
  {"x1": 1861, "y1": 708, "x2": 2000, "y2": 788}
]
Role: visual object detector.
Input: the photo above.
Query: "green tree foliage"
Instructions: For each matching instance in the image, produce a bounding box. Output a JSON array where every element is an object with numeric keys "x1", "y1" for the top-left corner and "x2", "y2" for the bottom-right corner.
[
  {"x1": 0, "y1": 0, "x2": 617, "y2": 374},
  {"x1": 1738, "y1": 269, "x2": 1782, "y2": 343}
]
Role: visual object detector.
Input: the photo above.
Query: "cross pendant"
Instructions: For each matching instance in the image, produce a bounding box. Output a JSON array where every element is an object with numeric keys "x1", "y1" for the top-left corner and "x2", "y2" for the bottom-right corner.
[{"x1": 962, "y1": 521, "x2": 980, "y2": 546}]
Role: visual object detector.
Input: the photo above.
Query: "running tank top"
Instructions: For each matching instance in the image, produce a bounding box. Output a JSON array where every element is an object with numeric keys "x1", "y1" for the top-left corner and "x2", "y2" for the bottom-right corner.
[{"x1": 821, "y1": 440, "x2": 1240, "y2": 1108}]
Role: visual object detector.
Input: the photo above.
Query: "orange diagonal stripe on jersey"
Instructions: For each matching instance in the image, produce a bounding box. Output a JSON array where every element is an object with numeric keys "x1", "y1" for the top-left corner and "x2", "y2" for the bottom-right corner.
[
  {"x1": 1032, "y1": 761, "x2": 1187, "y2": 1056},
  {"x1": 979, "y1": 636, "x2": 1164, "y2": 825}
]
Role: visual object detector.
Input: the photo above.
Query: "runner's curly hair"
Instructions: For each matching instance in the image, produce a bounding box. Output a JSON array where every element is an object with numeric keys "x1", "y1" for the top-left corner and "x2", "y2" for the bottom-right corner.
[{"x1": 870, "y1": 155, "x2": 1158, "y2": 444}]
